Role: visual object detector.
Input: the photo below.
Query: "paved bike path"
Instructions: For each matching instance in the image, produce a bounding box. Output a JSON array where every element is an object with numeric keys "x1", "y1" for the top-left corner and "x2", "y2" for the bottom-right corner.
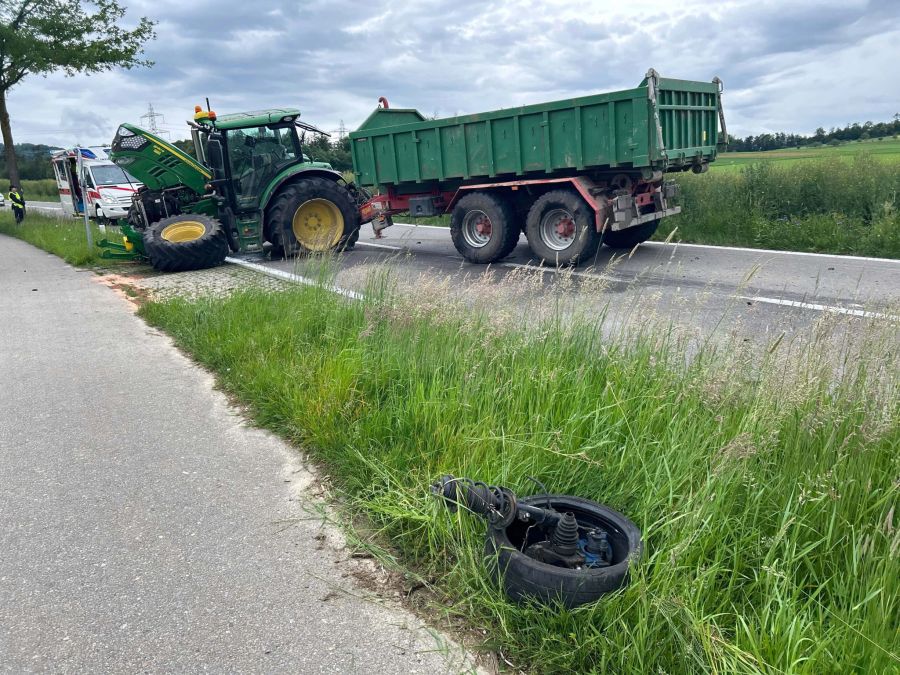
[{"x1": 0, "y1": 235, "x2": 475, "y2": 673}]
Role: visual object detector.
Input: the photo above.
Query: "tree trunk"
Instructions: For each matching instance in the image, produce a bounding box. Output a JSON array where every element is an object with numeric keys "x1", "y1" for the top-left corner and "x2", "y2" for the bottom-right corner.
[{"x1": 0, "y1": 89, "x2": 21, "y2": 189}]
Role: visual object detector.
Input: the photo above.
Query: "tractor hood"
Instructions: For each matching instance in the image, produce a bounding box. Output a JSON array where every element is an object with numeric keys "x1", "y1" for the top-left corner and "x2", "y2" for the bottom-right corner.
[{"x1": 110, "y1": 123, "x2": 211, "y2": 195}]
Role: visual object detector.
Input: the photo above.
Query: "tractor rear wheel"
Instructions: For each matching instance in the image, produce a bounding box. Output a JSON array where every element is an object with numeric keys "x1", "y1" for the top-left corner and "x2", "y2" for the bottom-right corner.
[
  {"x1": 267, "y1": 178, "x2": 360, "y2": 255},
  {"x1": 143, "y1": 214, "x2": 229, "y2": 272}
]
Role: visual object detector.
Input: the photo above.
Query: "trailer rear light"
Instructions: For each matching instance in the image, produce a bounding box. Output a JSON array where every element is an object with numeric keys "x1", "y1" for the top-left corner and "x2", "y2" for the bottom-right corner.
[
  {"x1": 663, "y1": 181, "x2": 679, "y2": 199},
  {"x1": 613, "y1": 194, "x2": 633, "y2": 211}
]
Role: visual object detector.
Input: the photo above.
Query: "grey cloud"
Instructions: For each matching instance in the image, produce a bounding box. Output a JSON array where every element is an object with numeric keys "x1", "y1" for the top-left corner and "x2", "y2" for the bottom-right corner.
[{"x1": 7, "y1": 0, "x2": 900, "y2": 148}]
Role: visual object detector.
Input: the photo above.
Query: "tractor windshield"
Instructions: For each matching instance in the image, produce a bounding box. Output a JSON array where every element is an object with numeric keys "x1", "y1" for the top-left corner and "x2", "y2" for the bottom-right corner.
[{"x1": 226, "y1": 125, "x2": 300, "y2": 209}]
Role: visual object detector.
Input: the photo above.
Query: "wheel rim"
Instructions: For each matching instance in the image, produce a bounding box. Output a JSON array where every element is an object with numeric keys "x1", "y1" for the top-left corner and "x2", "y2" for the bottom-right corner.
[
  {"x1": 539, "y1": 208, "x2": 577, "y2": 251},
  {"x1": 292, "y1": 199, "x2": 344, "y2": 251},
  {"x1": 462, "y1": 210, "x2": 492, "y2": 248},
  {"x1": 161, "y1": 221, "x2": 206, "y2": 243}
]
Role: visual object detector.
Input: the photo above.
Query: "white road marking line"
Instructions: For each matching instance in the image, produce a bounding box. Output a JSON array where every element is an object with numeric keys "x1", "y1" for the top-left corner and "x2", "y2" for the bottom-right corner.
[
  {"x1": 742, "y1": 296, "x2": 897, "y2": 320},
  {"x1": 391, "y1": 222, "x2": 447, "y2": 231},
  {"x1": 355, "y1": 241, "x2": 404, "y2": 251},
  {"x1": 501, "y1": 261, "x2": 625, "y2": 283},
  {"x1": 225, "y1": 257, "x2": 364, "y2": 301},
  {"x1": 643, "y1": 241, "x2": 899, "y2": 264},
  {"x1": 390, "y1": 222, "x2": 900, "y2": 264}
]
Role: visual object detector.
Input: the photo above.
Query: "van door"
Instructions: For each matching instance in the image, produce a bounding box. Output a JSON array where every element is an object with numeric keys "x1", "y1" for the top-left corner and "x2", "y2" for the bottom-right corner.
[
  {"x1": 83, "y1": 167, "x2": 98, "y2": 216},
  {"x1": 53, "y1": 159, "x2": 77, "y2": 217}
]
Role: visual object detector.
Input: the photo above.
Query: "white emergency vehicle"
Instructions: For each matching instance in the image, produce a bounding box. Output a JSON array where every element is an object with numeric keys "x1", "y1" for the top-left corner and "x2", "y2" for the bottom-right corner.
[{"x1": 51, "y1": 146, "x2": 142, "y2": 223}]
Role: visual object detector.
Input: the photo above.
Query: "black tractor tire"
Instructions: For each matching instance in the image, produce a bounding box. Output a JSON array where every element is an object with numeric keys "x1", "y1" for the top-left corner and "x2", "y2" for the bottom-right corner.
[
  {"x1": 524, "y1": 189, "x2": 600, "y2": 266},
  {"x1": 603, "y1": 221, "x2": 660, "y2": 249},
  {"x1": 266, "y1": 177, "x2": 360, "y2": 255},
  {"x1": 485, "y1": 495, "x2": 643, "y2": 608},
  {"x1": 450, "y1": 191, "x2": 519, "y2": 264},
  {"x1": 143, "y1": 214, "x2": 229, "y2": 273}
]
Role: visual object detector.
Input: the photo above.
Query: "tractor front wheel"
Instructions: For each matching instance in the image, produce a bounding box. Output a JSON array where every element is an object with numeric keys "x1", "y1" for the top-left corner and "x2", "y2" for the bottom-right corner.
[
  {"x1": 266, "y1": 178, "x2": 360, "y2": 255},
  {"x1": 143, "y1": 214, "x2": 229, "y2": 272}
]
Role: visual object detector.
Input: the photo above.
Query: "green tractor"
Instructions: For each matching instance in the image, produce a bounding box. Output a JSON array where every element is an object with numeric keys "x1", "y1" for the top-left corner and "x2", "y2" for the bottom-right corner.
[{"x1": 108, "y1": 106, "x2": 366, "y2": 271}]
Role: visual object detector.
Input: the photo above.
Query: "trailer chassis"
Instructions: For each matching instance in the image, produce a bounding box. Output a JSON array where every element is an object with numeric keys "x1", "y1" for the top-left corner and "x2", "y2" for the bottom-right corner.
[{"x1": 359, "y1": 174, "x2": 680, "y2": 237}]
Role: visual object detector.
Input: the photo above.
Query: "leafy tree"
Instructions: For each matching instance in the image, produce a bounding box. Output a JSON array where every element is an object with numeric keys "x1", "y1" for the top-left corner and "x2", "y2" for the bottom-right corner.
[
  {"x1": 171, "y1": 138, "x2": 195, "y2": 158},
  {"x1": 0, "y1": 1, "x2": 155, "y2": 186}
]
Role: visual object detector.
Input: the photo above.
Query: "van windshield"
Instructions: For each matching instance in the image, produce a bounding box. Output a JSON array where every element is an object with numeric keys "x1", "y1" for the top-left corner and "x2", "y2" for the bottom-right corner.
[{"x1": 91, "y1": 165, "x2": 139, "y2": 186}]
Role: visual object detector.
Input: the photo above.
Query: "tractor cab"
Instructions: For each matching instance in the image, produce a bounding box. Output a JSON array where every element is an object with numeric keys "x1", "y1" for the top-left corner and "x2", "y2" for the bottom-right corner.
[{"x1": 192, "y1": 108, "x2": 332, "y2": 216}]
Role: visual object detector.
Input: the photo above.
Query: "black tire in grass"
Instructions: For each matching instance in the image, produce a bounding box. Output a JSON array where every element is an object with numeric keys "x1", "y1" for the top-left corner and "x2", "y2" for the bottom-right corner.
[{"x1": 486, "y1": 495, "x2": 643, "y2": 608}]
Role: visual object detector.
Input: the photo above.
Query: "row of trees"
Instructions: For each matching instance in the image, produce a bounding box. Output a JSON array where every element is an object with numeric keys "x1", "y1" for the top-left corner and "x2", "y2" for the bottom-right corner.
[
  {"x1": 0, "y1": 142, "x2": 59, "y2": 179},
  {"x1": 728, "y1": 115, "x2": 900, "y2": 152},
  {"x1": 302, "y1": 134, "x2": 352, "y2": 171},
  {"x1": 171, "y1": 133, "x2": 354, "y2": 172}
]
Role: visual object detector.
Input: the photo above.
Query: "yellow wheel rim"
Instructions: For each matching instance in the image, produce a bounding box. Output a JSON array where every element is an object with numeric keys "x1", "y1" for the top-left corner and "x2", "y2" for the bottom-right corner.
[
  {"x1": 160, "y1": 221, "x2": 206, "y2": 243},
  {"x1": 292, "y1": 199, "x2": 343, "y2": 251}
]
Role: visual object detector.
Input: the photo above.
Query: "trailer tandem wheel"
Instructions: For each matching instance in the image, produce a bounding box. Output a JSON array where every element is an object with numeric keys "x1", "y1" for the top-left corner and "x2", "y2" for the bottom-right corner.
[
  {"x1": 525, "y1": 189, "x2": 600, "y2": 266},
  {"x1": 450, "y1": 191, "x2": 519, "y2": 264}
]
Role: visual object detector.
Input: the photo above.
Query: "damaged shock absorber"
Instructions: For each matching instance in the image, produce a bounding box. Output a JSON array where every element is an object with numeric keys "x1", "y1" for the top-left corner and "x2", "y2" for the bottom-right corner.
[{"x1": 431, "y1": 475, "x2": 612, "y2": 569}]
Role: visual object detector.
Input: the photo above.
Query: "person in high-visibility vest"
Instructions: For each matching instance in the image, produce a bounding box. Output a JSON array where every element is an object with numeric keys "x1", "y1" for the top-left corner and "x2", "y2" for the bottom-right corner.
[{"x1": 8, "y1": 185, "x2": 25, "y2": 224}]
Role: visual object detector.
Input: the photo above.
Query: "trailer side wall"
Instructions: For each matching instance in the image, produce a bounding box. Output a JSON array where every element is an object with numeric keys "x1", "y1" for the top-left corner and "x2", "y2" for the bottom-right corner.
[{"x1": 350, "y1": 74, "x2": 721, "y2": 189}]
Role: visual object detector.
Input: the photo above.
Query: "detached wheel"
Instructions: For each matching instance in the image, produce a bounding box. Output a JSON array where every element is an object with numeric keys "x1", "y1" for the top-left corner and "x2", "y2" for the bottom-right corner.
[
  {"x1": 525, "y1": 190, "x2": 600, "y2": 266},
  {"x1": 603, "y1": 221, "x2": 660, "y2": 249},
  {"x1": 143, "y1": 214, "x2": 228, "y2": 272},
  {"x1": 450, "y1": 191, "x2": 519, "y2": 264},
  {"x1": 486, "y1": 495, "x2": 642, "y2": 608},
  {"x1": 266, "y1": 177, "x2": 360, "y2": 255}
]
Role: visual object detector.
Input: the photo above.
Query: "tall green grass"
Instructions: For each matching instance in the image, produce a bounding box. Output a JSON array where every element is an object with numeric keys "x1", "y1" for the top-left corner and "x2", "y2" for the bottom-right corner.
[
  {"x1": 661, "y1": 155, "x2": 900, "y2": 257},
  {"x1": 140, "y1": 274, "x2": 899, "y2": 674},
  {"x1": 0, "y1": 211, "x2": 107, "y2": 265}
]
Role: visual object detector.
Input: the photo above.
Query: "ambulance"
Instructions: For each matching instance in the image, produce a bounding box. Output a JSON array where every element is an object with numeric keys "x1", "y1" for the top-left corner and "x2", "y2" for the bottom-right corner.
[{"x1": 51, "y1": 146, "x2": 142, "y2": 223}]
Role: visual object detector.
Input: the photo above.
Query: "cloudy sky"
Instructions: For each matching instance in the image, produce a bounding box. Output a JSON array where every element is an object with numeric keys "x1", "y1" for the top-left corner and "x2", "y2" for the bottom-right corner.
[{"x1": 9, "y1": 0, "x2": 900, "y2": 147}]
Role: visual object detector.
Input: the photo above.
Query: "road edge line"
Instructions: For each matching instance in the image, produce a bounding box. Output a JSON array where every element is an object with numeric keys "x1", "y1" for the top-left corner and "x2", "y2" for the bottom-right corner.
[{"x1": 225, "y1": 257, "x2": 364, "y2": 301}]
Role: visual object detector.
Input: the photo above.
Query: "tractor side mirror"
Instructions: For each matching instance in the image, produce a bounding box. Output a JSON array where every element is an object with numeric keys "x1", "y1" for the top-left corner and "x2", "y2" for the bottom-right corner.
[{"x1": 206, "y1": 135, "x2": 226, "y2": 180}]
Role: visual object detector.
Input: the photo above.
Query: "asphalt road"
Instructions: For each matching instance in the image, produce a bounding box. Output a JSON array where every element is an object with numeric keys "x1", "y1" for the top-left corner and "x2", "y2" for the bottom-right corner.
[
  {"x1": 23, "y1": 201, "x2": 63, "y2": 216},
  {"x1": 244, "y1": 222, "x2": 899, "y2": 350},
  {"x1": 0, "y1": 235, "x2": 476, "y2": 673}
]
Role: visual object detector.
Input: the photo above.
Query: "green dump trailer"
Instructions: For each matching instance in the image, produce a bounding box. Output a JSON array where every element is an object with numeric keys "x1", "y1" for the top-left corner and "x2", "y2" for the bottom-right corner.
[{"x1": 352, "y1": 69, "x2": 726, "y2": 265}]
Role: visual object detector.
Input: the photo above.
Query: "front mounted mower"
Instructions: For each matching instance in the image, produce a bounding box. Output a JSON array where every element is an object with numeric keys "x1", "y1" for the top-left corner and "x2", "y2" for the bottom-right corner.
[
  {"x1": 106, "y1": 106, "x2": 368, "y2": 272},
  {"x1": 432, "y1": 476, "x2": 642, "y2": 607}
]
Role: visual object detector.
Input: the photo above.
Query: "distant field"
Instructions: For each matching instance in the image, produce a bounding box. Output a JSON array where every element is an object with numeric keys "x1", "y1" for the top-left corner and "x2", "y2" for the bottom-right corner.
[{"x1": 713, "y1": 137, "x2": 900, "y2": 170}]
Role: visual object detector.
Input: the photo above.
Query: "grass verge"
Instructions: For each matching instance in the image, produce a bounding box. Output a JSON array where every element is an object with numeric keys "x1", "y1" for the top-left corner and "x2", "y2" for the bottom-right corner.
[
  {"x1": 139, "y1": 272, "x2": 899, "y2": 673},
  {"x1": 659, "y1": 155, "x2": 900, "y2": 257},
  {"x1": 0, "y1": 211, "x2": 112, "y2": 266}
]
